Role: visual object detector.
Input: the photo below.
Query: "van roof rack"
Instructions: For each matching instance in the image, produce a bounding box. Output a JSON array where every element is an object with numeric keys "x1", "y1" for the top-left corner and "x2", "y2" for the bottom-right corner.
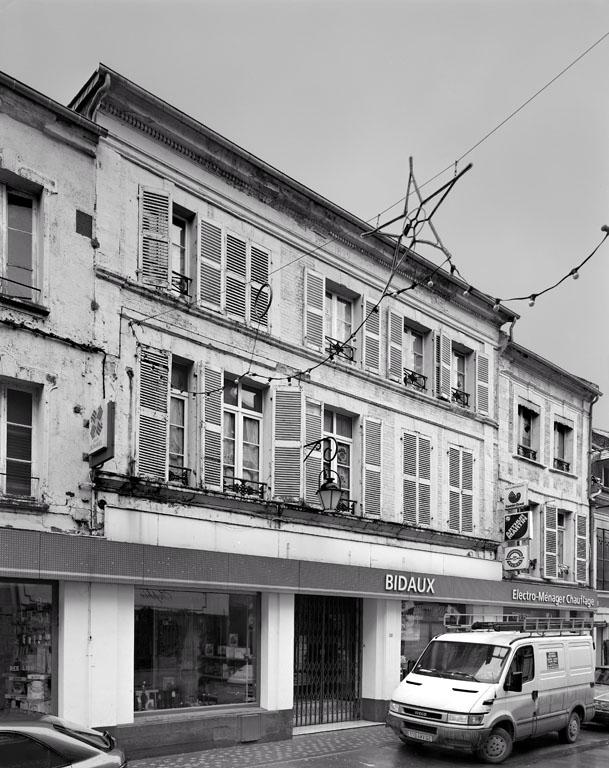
[{"x1": 443, "y1": 614, "x2": 594, "y2": 635}]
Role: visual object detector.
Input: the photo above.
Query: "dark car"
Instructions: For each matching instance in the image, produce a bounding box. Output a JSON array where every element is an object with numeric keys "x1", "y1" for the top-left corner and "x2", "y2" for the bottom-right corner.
[
  {"x1": 0, "y1": 715, "x2": 127, "y2": 767},
  {"x1": 593, "y1": 666, "x2": 609, "y2": 725}
]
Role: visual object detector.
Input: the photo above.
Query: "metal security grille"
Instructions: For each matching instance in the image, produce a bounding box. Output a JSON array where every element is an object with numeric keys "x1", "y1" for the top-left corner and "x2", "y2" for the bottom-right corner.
[{"x1": 293, "y1": 595, "x2": 362, "y2": 726}]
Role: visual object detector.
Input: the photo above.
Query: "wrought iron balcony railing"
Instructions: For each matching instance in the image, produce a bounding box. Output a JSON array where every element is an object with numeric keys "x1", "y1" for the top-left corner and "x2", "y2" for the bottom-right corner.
[
  {"x1": 325, "y1": 336, "x2": 355, "y2": 362},
  {"x1": 553, "y1": 457, "x2": 570, "y2": 473},
  {"x1": 168, "y1": 465, "x2": 193, "y2": 486},
  {"x1": 403, "y1": 368, "x2": 427, "y2": 391},
  {"x1": 335, "y1": 497, "x2": 357, "y2": 515},
  {"x1": 517, "y1": 445, "x2": 537, "y2": 461},
  {"x1": 223, "y1": 476, "x2": 267, "y2": 500},
  {"x1": 171, "y1": 271, "x2": 192, "y2": 297},
  {"x1": 0, "y1": 276, "x2": 42, "y2": 302},
  {"x1": 451, "y1": 388, "x2": 470, "y2": 407}
]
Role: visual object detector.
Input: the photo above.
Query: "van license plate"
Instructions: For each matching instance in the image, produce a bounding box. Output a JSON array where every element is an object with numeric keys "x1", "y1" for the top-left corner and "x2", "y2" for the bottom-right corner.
[{"x1": 405, "y1": 729, "x2": 433, "y2": 742}]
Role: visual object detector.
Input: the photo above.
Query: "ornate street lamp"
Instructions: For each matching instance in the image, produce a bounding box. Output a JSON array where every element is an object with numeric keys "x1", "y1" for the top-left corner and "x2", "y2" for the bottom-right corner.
[{"x1": 317, "y1": 473, "x2": 343, "y2": 512}]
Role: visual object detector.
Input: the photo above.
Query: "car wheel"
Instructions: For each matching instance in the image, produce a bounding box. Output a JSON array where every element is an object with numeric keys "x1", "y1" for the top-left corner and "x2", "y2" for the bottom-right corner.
[
  {"x1": 476, "y1": 727, "x2": 513, "y2": 764},
  {"x1": 559, "y1": 711, "x2": 580, "y2": 744}
]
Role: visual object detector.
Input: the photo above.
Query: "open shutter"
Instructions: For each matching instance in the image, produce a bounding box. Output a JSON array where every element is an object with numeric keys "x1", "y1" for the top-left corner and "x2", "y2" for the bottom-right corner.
[
  {"x1": 202, "y1": 365, "x2": 223, "y2": 489},
  {"x1": 461, "y1": 450, "x2": 474, "y2": 532},
  {"x1": 140, "y1": 187, "x2": 170, "y2": 287},
  {"x1": 305, "y1": 400, "x2": 323, "y2": 506},
  {"x1": 273, "y1": 388, "x2": 303, "y2": 500},
  {"x1": 226, "y1": 232, "x2": 247, "y2": 318},
  {"x1": 364, "y1": 298, "x2": 380, "y2": 373},
  {"x1": 199, "y1": 219, "x2": 223, "y2": 310},
  {"x1": 576, "y1": 512, "x2": 588, "y2": 583},
  {"x1": 418, "y1": 436, "x2": 431, "y2": 526},
  {"x1": 435, "y1": 331, "x2": 451, "y2": 399},
  {"x1": 136, "y1": 346, "x2": 170, "y2": 480},
  {"x1": 476, "y1": 352, "x2": 490, "y2": 415},
  {"x1": 544, "y1": 503, "x2": 558, "y2": 578},
  {"x1": 364, "y1": 418, "x2": 382, "y2": 515},
  {"x1": 387, "y1": 309, "x2": 403, "y2": 382},
  {"x1": 250, "y1": 244, "x2": 270, "y2": 328},
  {"x1": 304, "y1": 268, "x2": 325, "y2": 350},
  {"x1": 448, "y1": 446, "x2": 461, "y2": 530}
]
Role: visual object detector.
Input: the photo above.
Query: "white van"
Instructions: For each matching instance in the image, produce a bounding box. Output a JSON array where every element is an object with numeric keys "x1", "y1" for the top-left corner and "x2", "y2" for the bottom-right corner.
[{"x1": 387, "y1": 617, "x2": 595, "y2": 763}]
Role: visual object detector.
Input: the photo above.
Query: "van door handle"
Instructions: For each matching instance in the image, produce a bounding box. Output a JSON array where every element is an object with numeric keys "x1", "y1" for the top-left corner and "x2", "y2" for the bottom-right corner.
[{"x1": 532, "y1": 690, "x2": 538, "y2": 701}]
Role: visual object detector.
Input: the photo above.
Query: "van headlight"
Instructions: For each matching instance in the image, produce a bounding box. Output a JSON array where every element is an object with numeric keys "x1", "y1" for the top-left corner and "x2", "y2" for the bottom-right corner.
[
  {"x1": 447, "y1": 713, "x2": 486, "y2": 725},
  {"x1": 389, "y1": 701, "x2": 400, "y2": 713},
  {"x1": 468, "y1": 714, "x2": 486, "y2": 726}
]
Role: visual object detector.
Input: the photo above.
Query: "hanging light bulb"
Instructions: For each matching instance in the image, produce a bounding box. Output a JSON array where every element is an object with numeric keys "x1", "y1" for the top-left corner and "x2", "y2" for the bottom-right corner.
[
  {"x1": 571, "y1": 268, "x2": 579, "y2": 280},
  {"x1": 492, "y1": 298, "x2": 501, "y2": 312},
  {"x1": 528, "y1": 295, "x2": 537, "y2": 307},
  {"x1": 463, "y1": 286, "x2": 471, "y2": 296},
  {"x1": 427, "y1": 278, "x2": 434, "y2": 288}
]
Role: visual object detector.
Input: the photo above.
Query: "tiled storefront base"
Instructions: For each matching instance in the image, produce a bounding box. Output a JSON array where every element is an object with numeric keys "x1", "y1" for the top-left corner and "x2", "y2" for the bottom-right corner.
[{"x1": 109, "y1": 708, "x2": 293, "y2": 759}]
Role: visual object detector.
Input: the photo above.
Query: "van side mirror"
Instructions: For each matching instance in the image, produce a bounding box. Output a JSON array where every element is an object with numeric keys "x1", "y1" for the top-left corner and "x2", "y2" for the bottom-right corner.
[{"x1": 505, "y1": 671, "x2": 523, "y2": 693}]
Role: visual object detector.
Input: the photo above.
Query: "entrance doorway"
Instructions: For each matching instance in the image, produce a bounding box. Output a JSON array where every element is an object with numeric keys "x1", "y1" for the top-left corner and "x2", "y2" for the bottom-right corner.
[{"x1": 293, "y1": 594, "x2": 362, "y2": 726}]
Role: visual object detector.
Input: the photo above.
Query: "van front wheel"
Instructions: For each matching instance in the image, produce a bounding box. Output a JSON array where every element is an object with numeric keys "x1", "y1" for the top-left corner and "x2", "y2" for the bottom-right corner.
[
  {"x1": 476, "y1": 727, "x2": 513, "y2": 764},
  {"x1": 559, "y1": 711, "x2": 580, "y2": 744}
]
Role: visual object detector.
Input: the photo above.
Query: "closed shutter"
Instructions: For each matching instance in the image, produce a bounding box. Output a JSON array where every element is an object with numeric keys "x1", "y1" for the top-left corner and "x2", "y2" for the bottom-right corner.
[
  {"x1": 226, "y1": 232, "x2": 247, "y2": 318},
  {"x1": 140, "y1": 187, "x2": 170, "y2": 287},
  {"x1": 199, "y1": 219, "x2": 223, "y2": 310},
  {"x1": 461, "y1": 450, "x2": 473, "y2": 532},
  {"x1": 250, "y1": 244, "x2": 270, "y2": 328},
  {"x1": 448, "y1": 446, "x2": 461, "y2": 530},
  {"x1": 136, "y1": 346, "x2": 170, "y2": 480},
  {"x1": 403, "y1": 432, "x2": 431, "y2": 525},
  {"x1": 364, "y1": 298, "x2": 380, "y2": 373},
  {"x1": 387, "y1": 310, "x2": 403, "y2": 382},
  {"x1": 476, "y1": 352, "x2": 490, "y2": 415},
  {"x1": 203, "y1": 365, "x2": 223, "y2": 489},
  {"x1": 448, "y1": 446, "x2": 473, "y2": 532},
  {"x1": 304, "y1": 268, "x2": 325, "y2": 350},
  {"x1": 364, "y1": 418, "x2": 382, "y2": 515},
  {"x1": 305, "y1": 400, "x2": 323, "y2": 506},
  {"x1": 544, "y1": 504, "x2": 558, "y2": 578},
  {"x1": 576, "y1": 512, "x2": 588, "y2": 583},
  {"x1": 273, "y1": 388, "x2": 303, "y2": 500},
  {"x1": 435, "y1": 331, "x2": 451, "y2": 399}
]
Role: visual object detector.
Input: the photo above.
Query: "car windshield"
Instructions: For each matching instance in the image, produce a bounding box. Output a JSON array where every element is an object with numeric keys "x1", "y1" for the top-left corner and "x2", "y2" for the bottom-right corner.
[{"x1": 413, "y1": 640, "x2": 509, "y2": 683}]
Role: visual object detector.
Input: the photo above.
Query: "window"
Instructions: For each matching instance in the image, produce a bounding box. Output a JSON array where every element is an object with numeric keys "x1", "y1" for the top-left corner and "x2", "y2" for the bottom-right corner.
[
  {"x1": 517, "y1": 405, "x2": 539, "y2": 461},
  {"x1": 434, "y1": 334, "x2": 473, "y2": 407},
  {"x1": 448, "y1": 446, "x2": 473, "y2": 533},
  {"x1": 453, "y1": 351, "x2": 466, "y2": 392},
  {"x1": 597, "y1": 528, "x2": 609, "y2": 591},
  {"x1": 557, "y1": 511, "x2": 569, "y2": 578},
  {"x1": 223, "y1": 377, "x2": 263, "y2": 490},
  {"x1": 323, "y1": 408, "x2": 353, "y2": 501},
  {"x1": 134, "y1": 588, "x2": 258, "y2": 710},
  {"x1": 403, "y1": 432, "x2": 431, "y2": 526},
  {"x1": 169, "y1": 362, "x2": 189, "y2": 483},
  {"x1": 553, "y1": 421, "x2": 573, "y2": 472},
  {"x1": 170, "y1": 211, "x2": 192, "y2": 296},
  {"x1": 2, "y1": 387, "x2": 34, "y2": 496},
  {"x1": 505, "y1": 645, "x2": 535, "y2": 688},
  {"x1": 325, "y1": 291, "x2": 354, "y2": 360},
  {"x1": 403, "y1": 322, "x2": 428, "y2": 391},
  {"x1": 1, "y1": 186, "x2": 38, "y2": 303}
]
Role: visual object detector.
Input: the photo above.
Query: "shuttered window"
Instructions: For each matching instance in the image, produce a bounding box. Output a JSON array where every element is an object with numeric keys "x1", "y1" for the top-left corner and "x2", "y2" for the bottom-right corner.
[
  {"x1": 476, "y1": 352, "x2": 490, "y2": 415},
  {"x1": 448, "y1": 446, "x2": 473, "y2": 533},
  {"x1": 544, "y1": 504, "x2": 558, "y2": 578},
  {"x1": 403, "y1": 432, "x2": 431, "y2": 526},
  {"x1": 137, "y1": 347, "x2": 170, "y2": 480},
  {"x1": 304, "y1": 269, "x2": 325, "y2": 350},
  {"x1": 576, "y1": 512, "x2": 588, "y2": 583},
  {"x1": 363, "y1": 418, "x2": 382, "y2": 515},
  {"x1": 202, "y1": 365, "x2": 223, "y2": 488},
  {"x1": 387, "y1": 310, "x2": 403, "y2": 381},
  {"x1": 139, "y1": 187, "x2": 171, "y2": 287},
  {"x1": 363, "y1": 299, "x2": 380, "y2": 373},
  {"x1": 273, "y1": 388, "x2": 303, "y2": 500},
  {"x1": 2, "y1": 387, "x2": 34, "y2": 496},
  {"x1": 435, "y1": 331, "x2": 451, "y2": 400}
]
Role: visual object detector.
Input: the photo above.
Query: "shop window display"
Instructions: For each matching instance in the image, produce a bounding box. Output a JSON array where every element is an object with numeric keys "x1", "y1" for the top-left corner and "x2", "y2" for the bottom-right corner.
[
  {"x1": 0, "y1": 583, "x2": 54, "y2": 719},
  {"x1": 134, "y1": 588, "x2": 257, "y2": 711},
  {"x1": 400, "y1": 601, "x2": 465, "y2": 677}
]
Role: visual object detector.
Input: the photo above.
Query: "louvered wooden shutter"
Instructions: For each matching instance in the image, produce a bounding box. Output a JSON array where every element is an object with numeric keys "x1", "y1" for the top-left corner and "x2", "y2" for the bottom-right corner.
[
  {"x1": 461, "y1": 450, "x2": 473, "y2": 532},
  {"x1": 225, "y1": 232, "x2": 247, "y2": 318},
  {"x1": 364, "y1": 418, "x2": 382, "y2": 515},
  {"x1": 304, "y1": 268, "x2": 325, "y2": 350},
  {"x1": 448, "y1": 446, "x2": 461, "y2": 530},
  {"x1": 203, "y1": 365, "x2": 223, "y2": 489},
  {"x1": 273, "y1": 388, "x2": 303, "y2": 500},
  {"x1": 476, "y1": 352, "x2": 490, "y2": 415},
  {"x1": 403, "y1": 432, "x2": 431, "y2": 525},
  {"x1": 305, "y1": 400, "x2": 323, "y2": 506},
  {"x1": 544, "y1": 504, "x2": 558, "y2": 578},
  {"x1": 576, "y1": 512, "x2": 588, "y2": 583},
  {"x1": 387, "y1": 309, "x2": 403, "y2": 382},
  {"x1": 199, "y1": 219, "x2": 223, "y2": 310},
  {"x1": 435, "y1": 331, "x2": 451, "y2": 399},
  {"x1": 250, "y1": 244, "x2": 270, "y2": 328},
  {"x1": 136, "y1": 346, "x2": 170, "y2": 480},
  {"x1": 140, "y1": 187, "x2": 170, "y2": 287},
  {"x1": 364, "y1": 299, "x2": 380, "y2": 373}
]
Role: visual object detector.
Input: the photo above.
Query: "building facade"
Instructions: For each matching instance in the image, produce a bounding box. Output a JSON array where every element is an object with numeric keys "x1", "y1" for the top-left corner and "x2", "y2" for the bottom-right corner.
[
  {"x1": 0, "y1": 65, "x2": 599, "y2": 757},
  {"x1": 592, "y1": 428, "x2": 609, "y2": 662}
]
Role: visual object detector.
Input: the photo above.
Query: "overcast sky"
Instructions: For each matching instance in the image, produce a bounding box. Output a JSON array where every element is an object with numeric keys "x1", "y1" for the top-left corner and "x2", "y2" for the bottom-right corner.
[{"x1": 1, "y1": 0, "x2": 608, "y2": 422}]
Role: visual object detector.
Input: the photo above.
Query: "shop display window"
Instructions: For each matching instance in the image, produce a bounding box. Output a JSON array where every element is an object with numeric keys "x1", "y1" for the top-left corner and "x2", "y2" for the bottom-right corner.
[
  {"x1": 0, "y1": 583, "x2": 54, "y2": 719},
  {"x1": 400, "y1": 601, "x2": 465, "y2": 677},
  {"x1": 134, "y1": 588, "x2": 257, "y2": 712}
]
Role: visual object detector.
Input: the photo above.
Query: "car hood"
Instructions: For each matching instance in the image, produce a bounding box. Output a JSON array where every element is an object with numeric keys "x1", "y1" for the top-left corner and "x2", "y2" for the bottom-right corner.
[{"x1": 392, "y1": 673, "x2": 495, "y2": 713}]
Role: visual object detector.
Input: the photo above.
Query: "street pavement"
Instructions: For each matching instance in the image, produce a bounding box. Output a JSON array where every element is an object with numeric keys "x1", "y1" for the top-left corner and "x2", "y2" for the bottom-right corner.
[{"x1": 129, "y1": 722, "x2": 609, "y2": 768}]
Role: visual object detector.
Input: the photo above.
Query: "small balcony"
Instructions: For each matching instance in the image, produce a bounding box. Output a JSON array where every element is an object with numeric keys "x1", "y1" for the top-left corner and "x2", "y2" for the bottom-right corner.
[
  {"x1": 223, "y1": 475, "x2": 267, "y2": 500},
  {"x1": 553, "y1": 457, "x2": 570, "y2": 473},
  {"x1": 325, "y1": 336, "x2": 355, "y2": 362},
  {"x1": 517, "y1": 445, "x2": 537, "y2": 461},
  {"x1": 171, "y1": 271, "x2": 192, "y2": 297},
  {"x1": 451, "y1": 388, "x2": 470, "y2": 407},
  {"x1": 168, "y1": 465, "x2": 193, "y2": 486},
  {"x1": 335, "y1": 497, "x2": 357, "y2": 515},
  {"x1": 403, "y1": 368, "x2": 427, "y2": 392}
]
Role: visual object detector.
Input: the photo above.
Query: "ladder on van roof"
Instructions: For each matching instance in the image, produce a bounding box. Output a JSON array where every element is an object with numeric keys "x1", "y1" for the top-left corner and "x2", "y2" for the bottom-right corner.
[{"x1": 443, "y1": 614, "x2": 595, "y2": 635}]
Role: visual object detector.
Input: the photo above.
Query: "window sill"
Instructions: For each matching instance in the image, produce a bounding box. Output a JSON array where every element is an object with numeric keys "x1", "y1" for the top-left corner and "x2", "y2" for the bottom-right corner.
[
  {"x1": 0, "y1": 293, "x2": 49, "y2": 316},
  {"x1": 512, "y1": 453, "x2": 546, "y2": 470},
  {"x1": 0, "y1": 495, "x2": 49, "y2": 514},
  {"x1": 548, "y1": 466, "x2": 578, "y2": 480}
]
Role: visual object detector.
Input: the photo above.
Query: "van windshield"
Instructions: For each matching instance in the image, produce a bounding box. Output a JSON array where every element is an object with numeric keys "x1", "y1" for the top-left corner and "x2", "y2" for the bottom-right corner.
[{"x1": 413, "y1": 640, "x2": 510, "y2": 683}]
